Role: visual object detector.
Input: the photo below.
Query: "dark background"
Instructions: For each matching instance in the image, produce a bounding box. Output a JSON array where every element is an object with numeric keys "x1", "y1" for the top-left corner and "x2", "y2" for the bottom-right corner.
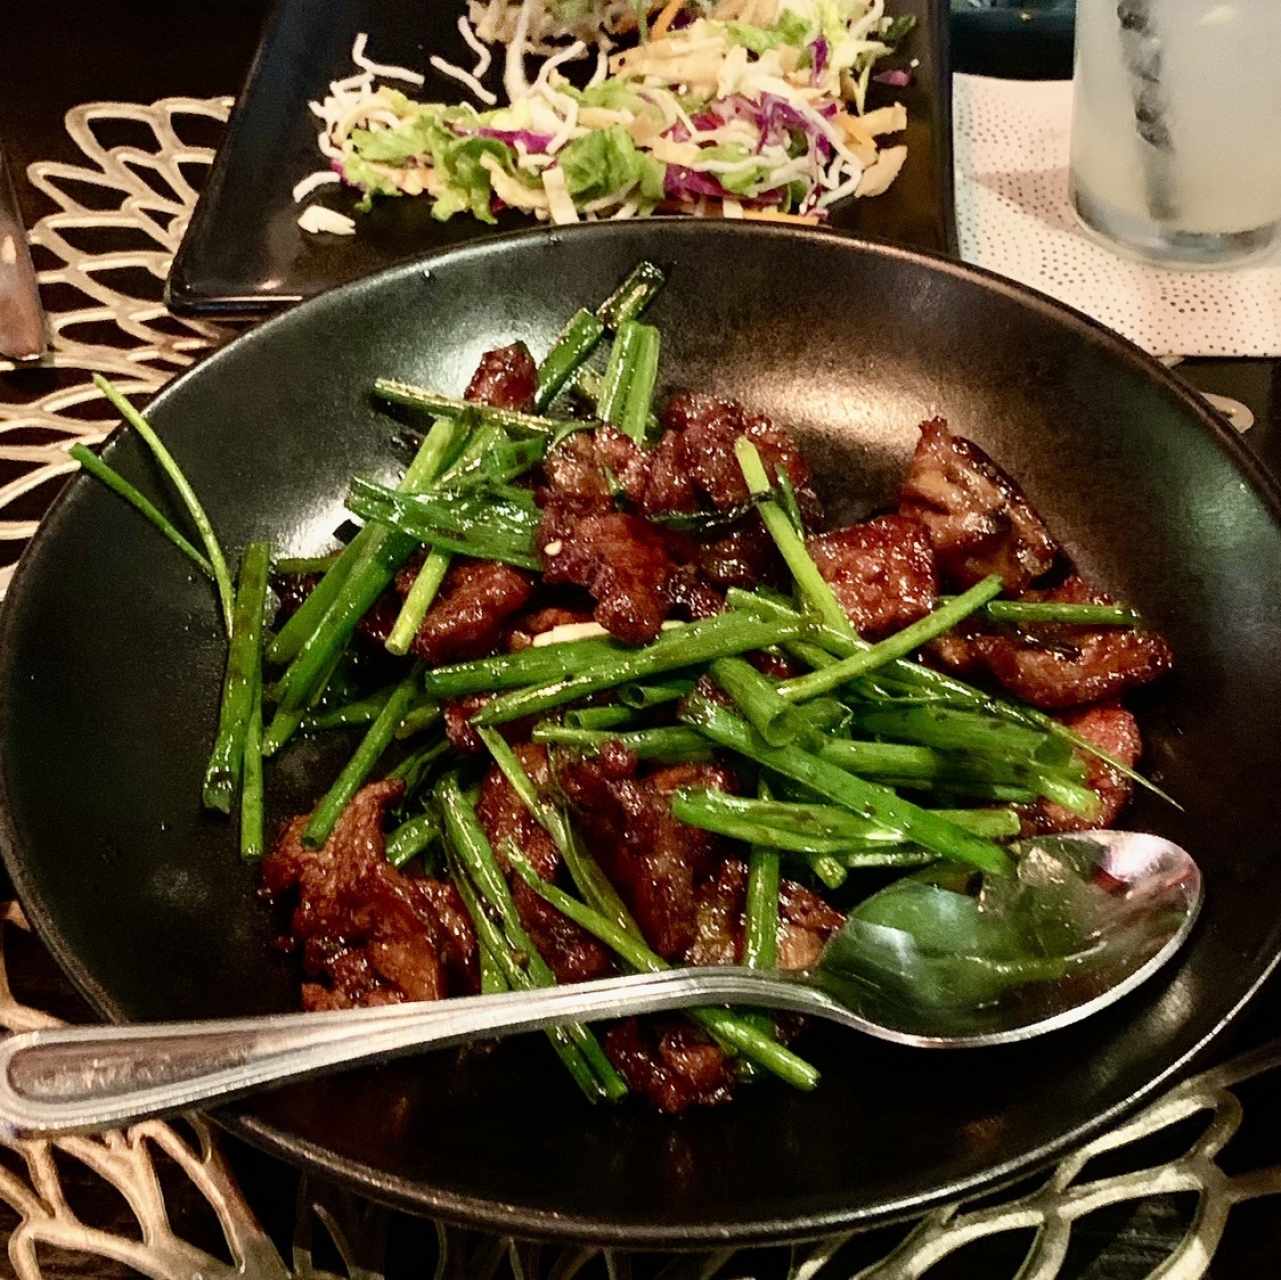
[{"x1": 2, "y1": 2, "x2": 1280, "y2": 1276}]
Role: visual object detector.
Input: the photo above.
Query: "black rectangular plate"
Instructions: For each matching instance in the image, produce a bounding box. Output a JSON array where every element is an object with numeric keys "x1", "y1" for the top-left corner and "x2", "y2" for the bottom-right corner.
[{"x1": 168, "y1": 0, "x2": 953, "y2": 319}]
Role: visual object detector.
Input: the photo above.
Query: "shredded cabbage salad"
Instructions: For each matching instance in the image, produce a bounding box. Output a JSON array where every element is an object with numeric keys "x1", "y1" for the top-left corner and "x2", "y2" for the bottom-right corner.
[{"x1": 296, "y1": 0, "x2": 916, "y2": 233}]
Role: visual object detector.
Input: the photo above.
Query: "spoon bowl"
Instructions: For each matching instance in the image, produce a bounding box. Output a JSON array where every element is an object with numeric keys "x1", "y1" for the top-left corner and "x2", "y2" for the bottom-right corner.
[
  {"x1": 816, "y1": 829, "x2": 1203, "y2": 1044},
  {"x1": 0, "y1": 829, "x2": 1202, "y2": 1139}
]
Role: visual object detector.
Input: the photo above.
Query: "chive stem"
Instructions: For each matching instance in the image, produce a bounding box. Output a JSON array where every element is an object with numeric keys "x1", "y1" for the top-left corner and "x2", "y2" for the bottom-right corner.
[
  {"x1": 93, "y1": 374, "x2": 234, "y2": 634},
  {"x1": 681, "y1": 695, "x2": 1014, "y2": 876},
  {"x1": 438, "y1": 775, "x2": 628, "y2": 1101},
  {"x1": 531, "y1": 724, "x2": 711, "y2": 762},
  {"x1": 710, "y1": 656, "x2": 806, "y2": 746},
  {"x1": 506, "y1": 850, "x2": 820, "y2": 1092},
  {"x1": 476, "y1": 727, "x2": 639, "y2": 939},
  {"x1": 444, "y1": 848, "x2": 608, "y2": 1103},
  {"x1": 535, "y1": 308, "x2": 606, "y2": 411},
  {"x1": 202, "y1": 542, "x2": 271, "y2": 813},
  {"x1": 240, "y1": 669, "x2": 265, "y2": 860},
  {"x1": 385, "y1": 421, "x2": 507, "y2": 656},
  {"x1": 69, "y1": 443, "x2": 214, "y2": 579},
  {"x1": 302, "y1": 663, "x2": 424, "y2": 848},
  {"x1": 775, "y1": 576, "x2": 1003, "y2": 704},
  {"x1": 473, "y1": 613, "x2": 805, "y2": 727},
  {"x1": 386, "y1": 812, "x2": 440, "y2": 869},
  {"x1": 595, "y1": 260, "x2": 666, "y2": 331},
  {"x1": 372, "y1": 381, "x2": 583, "y2": 437}
]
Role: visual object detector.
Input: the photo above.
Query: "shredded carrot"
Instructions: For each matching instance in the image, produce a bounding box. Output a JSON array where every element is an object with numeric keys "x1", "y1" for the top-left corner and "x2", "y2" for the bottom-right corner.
[
  {"x1": 741, "y1": 208, "x2": 821, "y2": 225},
  {"x1": 651, "y1": 0, "x2": 685, "y2": 39}
]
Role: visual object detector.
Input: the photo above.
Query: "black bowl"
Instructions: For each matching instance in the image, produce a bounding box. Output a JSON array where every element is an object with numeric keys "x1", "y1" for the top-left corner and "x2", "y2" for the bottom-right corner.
[{"x1": 3, "y1": 222, "x2": 1280, "y2": 1246}]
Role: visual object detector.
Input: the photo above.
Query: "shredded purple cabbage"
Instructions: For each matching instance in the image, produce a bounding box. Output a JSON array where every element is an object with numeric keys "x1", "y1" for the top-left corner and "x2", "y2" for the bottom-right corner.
[
  {"x1": 872, "y1": 68, "x2": 912, "y2": 87},
  {"x1": 664, "y1": 165, "x2": 729, "y2": 200},
  {"x1": 666, "y1": 121, "x2": 692, "y2": 143},
  {"x1": 690, "y1": 110, "x2": 724, "y2": 131},
  {"x1": 759, "y1": 92, "x2": 812, "y2": 138},
  {"x1": 475, "y1": 127, "x2": 555, "y2": 153},
  {"x1": 810, "y1": 37, "x2": 829, "y2": 83}
]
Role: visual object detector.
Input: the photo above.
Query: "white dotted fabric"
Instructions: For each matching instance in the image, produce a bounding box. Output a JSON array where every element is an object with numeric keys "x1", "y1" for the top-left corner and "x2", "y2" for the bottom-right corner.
[{"x1": 952, "y1": 74, "x2": 1281, "y2": 357}]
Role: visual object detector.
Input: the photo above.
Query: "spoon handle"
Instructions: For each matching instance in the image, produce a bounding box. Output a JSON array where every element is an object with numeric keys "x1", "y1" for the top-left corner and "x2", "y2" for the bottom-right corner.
[{"x1": 0, "y1": 968, "x2": 817, "y2": 1137}]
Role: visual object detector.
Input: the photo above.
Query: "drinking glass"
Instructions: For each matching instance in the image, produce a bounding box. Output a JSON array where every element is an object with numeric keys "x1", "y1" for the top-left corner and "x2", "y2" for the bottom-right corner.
[{"x1": 1069, "y1": 0, "x2": 1281, "y2": 267}]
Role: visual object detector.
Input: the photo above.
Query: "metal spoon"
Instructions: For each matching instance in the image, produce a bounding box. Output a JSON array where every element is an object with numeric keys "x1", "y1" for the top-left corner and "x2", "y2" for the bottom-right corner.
[{"x1": 0, "y1": 830, "x2": 1201, "y2": 1138}]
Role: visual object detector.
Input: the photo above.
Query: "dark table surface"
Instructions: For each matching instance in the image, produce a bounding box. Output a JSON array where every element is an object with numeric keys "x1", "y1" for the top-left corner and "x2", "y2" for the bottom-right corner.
[{"x1": 3, "y1": 2, "x2": 1281, "y2": 1276}]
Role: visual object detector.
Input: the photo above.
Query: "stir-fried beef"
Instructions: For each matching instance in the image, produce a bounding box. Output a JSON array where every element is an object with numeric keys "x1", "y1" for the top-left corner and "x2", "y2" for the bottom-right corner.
[
  {"x1": 778, "y1": 878, "x2": 849, "y2": 968},
  {"x1": 391, "y1": 558, "x2": 535, "y2": 664},
  {"x1": 928, "y1": 576, "x2": 1173, "y2": 709},
  {"x1": 271, "y1": 571, "x2": 318, "y2": 623},
  {"x1": 475, "y1": 744, "x2": 614, "y2": 985},
  {"x1": 1022, "y1": 705, "x2": 1142, "y2": 834},
  {"x1": 540, "y1": 433, "x2": 619, "y2": 513},
  {"x1": 540, "y1": 510, "x2": 677, "y2": 644},
  {"x1": 595, "y1": 425, "x2": 656, "y2": 506},
  {"x1": 698, "y1": 520, "x2": 785, "y2": 589},
  {"x1": 531, "y1": 391, "x2": 823, "y2": 644},
  {"x1": 442, "y1": 694, "x2": 492, "y2": 755},
  {"x1": 665, "y1": 562, "x2": 726, "y2": 620},
  {"x1": 441, "y1": 694, "x2": 538, "y2": 755},
  {"x1": 604, "y1": 1017, "x2": 736, "y2": 1113},
  {"x1": 559, "y1": 752, "x2": 737, "y2": 959},
  {"x1": 807, "y1": 515, "x2": 939, "y2": 638},
  {"x1": 537, "y1": 426, "x2": 679, "y2": 514},
  {"x1": 263, "y1": 362, "x2": 1175, "y2": 1113},
  {"x1": 464, "y1": 341, "x2": 537, "y2": 411},
  {"x1": 642, "y1": 429, "x2": 702, "y2": 514},
  {"x1": 900, "y1": 417, "x2": 1059, "y2": 594},
  {"x1": 685, "y1": 858, "x2": 847, "y2": 969},
  {"x1": 660, "y1": 392, "x2": 815, "y2": 511},
  {"x1": 262, "y1": 780, "x2": 477, "y2": 1009}
]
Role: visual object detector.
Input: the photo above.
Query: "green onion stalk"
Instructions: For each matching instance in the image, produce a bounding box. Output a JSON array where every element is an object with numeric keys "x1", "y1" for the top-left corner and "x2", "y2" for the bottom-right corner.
[
  {"x1": 69, "y1": 443, "x2": 214, "y2": 580},
  {"x1": 444, "y1": 847, "x2": 613, "y2": 1103},
  {"x1": 437, "y1": 774, "x2": 628, "y2": 1103},
  {"x1": 742, "y1": 779, "x2": 782, "y2": 1044},
  {"x1": 386, "y1": 419, "x2": 512, "y2": 657},
  {"x1": 386, "y1": 812, "x2": 440, "y2": 869},
  {"x1": 532, "y1": 723, "x2": 711, "y2": 762},
  {"x1": 240, "y1": 668, "x2": 266, "y2": 860},
  {"x1": 268, "y1": 415, "x2": 466, "y2": 748},
  {"x1": 93, "y1": 374, "x2": 234, "y2": 634},
  {"x1": 475, "y1": 728, "x2": 638, "y2": 937},
  {"x1": 598, "y1": 320, "x2": 660, "y2": 445},
  {"x1": 202, "y1": 541, "x2": 271, "y2": 813},
  {"x1": 681, "y1": 694, "x2": 1014, "y2": 876},
  {"x1": 506, "y1": 851, "x2": 820, "y2": 1092},
  {"x1": 302, "y1": 663, "x2": 424, "y2": 848},
  {"x1": 472, "y1": 612, "x2": 806, "y2": 727},
  {"x1": 728, "y1": 587, "x2": 1175, "y2": 808},
  {"x1": 344, "y1": 478, "x2": 540, "y2": 569}
]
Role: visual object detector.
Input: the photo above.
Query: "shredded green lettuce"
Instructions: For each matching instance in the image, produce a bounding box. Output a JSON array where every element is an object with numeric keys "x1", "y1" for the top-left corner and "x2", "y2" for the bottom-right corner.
[
  {"x1": 727, "y1": 11, "x2": 811, "y2": 54},
  {"x1": 564, "y1": 80, "x2": 648, "y2": 114},
  {"x1": 432, "y1": 137, "x2": 514, "y2": 223},
  {"x1": 559, "y1": 125, "x2": 664, "y2": 203},
  {"x1": 696, "y1": 143, "x2": 772, "y2": 197}
]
